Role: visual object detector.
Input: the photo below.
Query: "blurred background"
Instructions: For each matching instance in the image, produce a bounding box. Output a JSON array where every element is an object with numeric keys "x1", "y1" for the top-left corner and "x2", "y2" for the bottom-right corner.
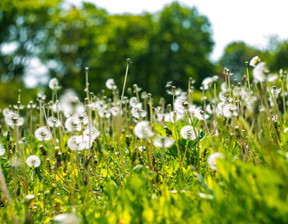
[{"x1": 0, "y1": 0, "x2": 287, "y2": 107}]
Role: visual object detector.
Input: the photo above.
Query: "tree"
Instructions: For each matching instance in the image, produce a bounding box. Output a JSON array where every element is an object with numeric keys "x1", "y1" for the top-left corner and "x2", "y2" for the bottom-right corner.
[
  {"x1": 218, "y1": 41, "x2": 267, "y2": 79},
  {"x1": 0, "y1": 1, "x2": 216, "y2": 104},
  {"x1": 267, "y1": 40, "x2": 288, "y2": 72}
]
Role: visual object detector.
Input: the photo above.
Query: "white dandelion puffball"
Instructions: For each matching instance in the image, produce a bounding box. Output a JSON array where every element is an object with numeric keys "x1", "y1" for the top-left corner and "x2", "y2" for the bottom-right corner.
[
  {"x1": 49, "y1": 78, "x2": 60, "y2": 90},
  {"x1": 47, "y1": 117, "x2": 61, "y2": 128},
  {"x1": 65, "y1": 116, "x2": 81, "y2": 132},
  {"x1": 24, "y1": 194, "x2": 35, "y2": 202},
  {"x1": 180, "y1": 125, "x2": 196, "y2": 140},
  {"x1": 208, "y1": 152, "x2": 224, "y2": 171},
  {"x1": 26, "y1": 155, "x2": 41, "y2": 168},
  {"x1": 106, "y1": 78, "x2": 116, "y2": 90},
  {"x1": 83, "y1": 126, "x2": 100, "y2": 140},
  {"x1": 5, "y1": 112, "x2": 24, "y2": 128},
  {"x1": 131, "y1": 105, "x2": 147, "y2": 119},
  {"x1": 129, "y1": 97, "x2": 138, "y2": 107},
  {"x1": 223, "y1": 104, "x2": 238, "y2": 118},
  {"x1": 134, "y1": 121, "x2": 154, "y2": 139},
  {"x1": 154, "y1": 137, "x2": 174, "y2": 148},
  {"x1": 0, "y1": 144, "x2": 5, "y2": 156},
  {"x1": 67, "y1": 135, "x2": 91, "y2": 151},
  {"x1": 201, "y1": 77, "x2": 214, "y2": 90},
  {"x1": 35, "y1": 126, "x2": 52, "y2": 142},
  {"x1": 249, "y1": 56, "x2": 261, "y2": 67},
  {"x1": 253, "y1": 62, "x2": 269, "y2": 82},
  {"x1": 54, "y1": 213, "x2": 80, "y2": 224}
]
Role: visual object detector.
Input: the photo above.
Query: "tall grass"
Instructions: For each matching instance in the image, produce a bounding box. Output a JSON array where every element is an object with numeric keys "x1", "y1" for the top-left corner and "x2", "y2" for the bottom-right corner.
[{"x1": 0, "y1": 58, "x2": 287, "y2": 224}]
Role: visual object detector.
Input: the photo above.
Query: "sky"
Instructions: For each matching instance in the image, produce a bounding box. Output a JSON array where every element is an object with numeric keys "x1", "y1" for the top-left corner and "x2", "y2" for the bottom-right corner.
[{"x1": 65, "y1": 0, "x2": 288, "y2": 61}]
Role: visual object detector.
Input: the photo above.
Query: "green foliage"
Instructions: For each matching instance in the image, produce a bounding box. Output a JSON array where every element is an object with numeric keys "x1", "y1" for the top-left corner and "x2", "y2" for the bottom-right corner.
[
  {"x1": 218, "y1": 41, "x2": 269, "y2": 79},
  {"x1": 0, "y1": 1, "x2": 215, "y2": 103}
]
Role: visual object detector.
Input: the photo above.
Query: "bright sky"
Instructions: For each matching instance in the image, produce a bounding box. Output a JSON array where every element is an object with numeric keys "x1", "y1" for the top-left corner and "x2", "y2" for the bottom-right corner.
[{"x1": 66, "y1": 0, "x2": 288, "y2": 61}]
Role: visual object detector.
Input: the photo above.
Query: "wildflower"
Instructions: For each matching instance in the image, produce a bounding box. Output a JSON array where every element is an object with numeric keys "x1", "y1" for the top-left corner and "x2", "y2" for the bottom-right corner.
[
  {"x1": 284, "y1": 128, "x2": 288, "y2": 133},
  {"x1": 5, "y1": 112, "x2": 24, "y2": 128},
  {"x1": 106, "y1": 78, "x2": 116, "y2": 90},
  {"x1": 153, "y1": 137, "x2": 174, "y2": 148},
  {"x1": 138, "y1": 146, "x2": 145, "y2": 152},
  {"x1": 49, "y1": 78, "x2": 61, "y2": 90},
  {"x1": 83, "y1": 127, "x2": 100, "y2": 140},
  {"x1": 0, "y1": 144, "x2": 5, "y2": 156},
  {"x1": 207, "y1": 152, "x2": 224, "y2": 171},
  {"x1": 194, "y1": 108, "x2": 209, "y2": 120},
  {"x1": 267, "y1": 74, "x2": 278, "y2": 83},
  {"x1": 24, "y1": 194, "x2": 35, "y2": 202},
  {"x1": 216, "y1": 102, "x2": 225, "y2": 116},
  {"x1": 65, "y1": 117, "x2": 81, "y2": 132},
  {"x1": 221, "y1": 82, "x2": 228, "y2": 91},
  {"x1": 51, "y1": 101, "x2": 62, "y2": 113},
  {"x1": 35, "y1": 126, "x2": 52, "y2": 142},
  {"x1": 133, "y1": 121, "x2": 154, "y2": 139},
  {"x1": 253, "y1": 62, "x2": 269, "y2": 82},
  {"x1": 67, "y1": 135, "x2": 91, "y2": 151},
  {"x1": 174, "y1": 96, "x2": 187, "y2": 114},
  {"x1": 131, "y1": 104, "x2": 147, "y2": 119},
  {"x1": 249, "y1": 56, "x2": 261, "y2": 67},
  {"x1": 180, "y1": 125, "x2": 196, "y2": 140},
  {"x1": 13, "y1": 102, "x2": 25, "y2": 110},
  {"x1": 77, "y1": 112, "x2": 88, "y2": 125},
  {"x1": 219, "y1": 91, "x2": 232, "y2": 102},
  {"x1": 54, "y1": 213, "x2": 80, "y2": 224},
  {"x1": 129, "y1": 97, "x2": 138, "y2": 107},
  {"x1": 2, "y1": 108, "x2": 11, "y2": 117},
  {"x1": 26, "y1": 155, "x2": 41, "y2": 168},
  {"x1": 268, "y1": 86, "x2": 281, "y2": 98},
  {"x1": 223, "y1": 104, "x2": 238, "y2": 118},
  {"x1": 201, "y1": 77, "x2": 214, "y2": 90},
  {"x1": 59, "y1": 89, "x2": 79, "y2": 117},
  {"x1": 110, "y1": 106, "x2": 120, "y2": 116},
  {"x1": 198, "y1": 192, "x2": 214, "y2": 199},
  {"x1": 47, "y1": 117, "x2": 61, "y2": 128},
  {"x1": 27, "y1": 101, "x2": 37, "y2": 109},
  {"x1": 98, "y1": 109, "x2": 111, "y2": 118}
]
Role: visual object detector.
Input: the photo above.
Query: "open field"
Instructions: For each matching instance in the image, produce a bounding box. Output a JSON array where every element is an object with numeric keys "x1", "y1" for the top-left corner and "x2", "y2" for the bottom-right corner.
[{"x1": 0, "y1": 58, "x2": 288, "y2": 223}]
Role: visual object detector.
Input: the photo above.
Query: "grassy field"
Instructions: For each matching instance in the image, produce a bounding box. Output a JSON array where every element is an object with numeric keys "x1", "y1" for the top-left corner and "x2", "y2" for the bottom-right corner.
[{"x1": 0, "y1": 58, "x2": 288, "y2": 224}]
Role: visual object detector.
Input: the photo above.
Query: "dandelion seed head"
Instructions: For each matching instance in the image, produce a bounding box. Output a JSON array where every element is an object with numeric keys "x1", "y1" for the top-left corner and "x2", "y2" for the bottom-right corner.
[
  {"x1": 180, "y1": 125, "x2": 196, "y2": 140},
  {"x1": 24, "y1": 194, "x2": 35, "y2": 202},
  {"x1": 223, "y1": 104, "x2": 238, "y2": 118},
  {"x1": 5, "y1": 112, "x2": 24, "y2": 128},
  {"x1": 134, "y1": 121, "x2": 154, "y2": 139},
  {"x1": 65, "y1": 117, "x2": 81, "y2": 132},
  {"x1": 153, "y1": 137, "x2": 174, "y2": 148},
  {"x1": 129, "y1": 97, "x2": 138, "y2": 107},
  {"x1": 49, "y1": 78, "x2": 61, "y2": 91},
  {"x1": 253, "y1": 62, "x2": 269, "y2": 82},
  {"x1": 26, "y1": 155, "x2": 41, "y2": 168},
  {"x1": 35, "y1": 126, "x2": 52, "y2": 142},
  {"x1": 201, "y1": 77, "x2": 214, "y2": 90},
  {"x1": 106, "y1": 78, "x2": 116, "y2": 90},
  {"x1": 131, "y1": 104, "x2": 147, "y2": 119},
  {"x1": 208, "y1": 152, "x2": 224, "y2": 171},
  {"x1": 110, "y1": 106, "x2": 121, "y2": 116},
  {"x1": 67, "y1": 135, "x2": 86, "y2": 151},
  {"x1": 47, "y1": 117, "x2": 61, "y2": 128},
  {"x1": 194, "y1": 108, "x2": 209, "y2": 120},
  {"x1": 0, "y1": 144, "x2": 5, "y2": 156},
  {"x1": 54, "y1": 213, "x2": 80, "y2": 224},
  {"x1": 249, "y1": 56, "x2": 261, "y2": 67},
  {"x1": 84, "y1": 126, "x2": 100, "y2": 140}
]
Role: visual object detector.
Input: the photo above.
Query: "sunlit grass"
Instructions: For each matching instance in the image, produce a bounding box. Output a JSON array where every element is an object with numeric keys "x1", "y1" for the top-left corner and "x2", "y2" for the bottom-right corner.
[{"x1": 0, "y1": 57, "x2": 288, "y2": 224}]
